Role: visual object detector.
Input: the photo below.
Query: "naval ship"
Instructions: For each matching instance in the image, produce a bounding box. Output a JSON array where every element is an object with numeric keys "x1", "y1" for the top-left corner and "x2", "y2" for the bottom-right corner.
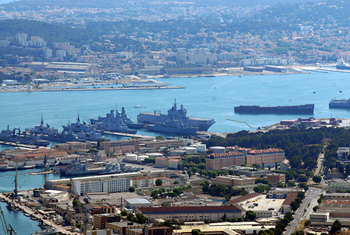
[
  {"x1": 234, "y1": 104, "x2": 315, "y2": 114},
  {"x1": 336, "y1": 61, "x2": 350, "y2": 70},
  {"x1": 137, "y1": 100, "x2": 215, "y2": 131},
  {"x1": 329, "y1": 98, "x2": 350, "y2": 109}
]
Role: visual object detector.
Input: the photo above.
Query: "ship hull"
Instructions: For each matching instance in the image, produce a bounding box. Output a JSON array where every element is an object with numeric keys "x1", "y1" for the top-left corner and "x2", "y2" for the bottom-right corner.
[
  {"x1": 234, "y1": 104, "x2": 314, "y2": 114},
  {"x1": 148, "y1": 125, "x2": 198, "y2": 135},
  {"x1": 329, "y1": 99, "x2": 350, "y2": 109},
  {"x1": 137, "y1": 113, "x2": 214, "y2": 131}
]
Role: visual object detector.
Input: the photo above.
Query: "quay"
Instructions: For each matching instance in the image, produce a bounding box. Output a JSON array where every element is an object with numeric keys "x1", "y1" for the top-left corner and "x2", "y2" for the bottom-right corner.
[
  {"x1": 104, "y1": 131, "x2": 155, "y2": 139},
  {"x1": 0, "y1": 193, "x2": 75, "y2": 235},
  {"x1": 42, "y1": 86, "x2": 185, "y2": 92},
  {"x1": 0, "y1": 141, "x2": 38, "y2": 149},
  {"x1": 29, "y1": 170, "x2": 53, "y2": 175},
  {"x1": 318, "y1": 68, "x2": 350, "y2": 73}
]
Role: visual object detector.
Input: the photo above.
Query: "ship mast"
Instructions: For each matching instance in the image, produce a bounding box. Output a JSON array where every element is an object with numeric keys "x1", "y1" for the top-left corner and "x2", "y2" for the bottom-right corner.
[{"x1": 14, "y1": 163, "x2": 18, "y2": 198}]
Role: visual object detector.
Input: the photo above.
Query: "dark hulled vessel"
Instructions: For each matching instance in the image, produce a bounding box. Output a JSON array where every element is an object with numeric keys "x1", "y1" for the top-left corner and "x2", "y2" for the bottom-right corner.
[
  {"x1": 234, "y1": 104, "x2": 314, "y2": 114},
  {"x1": 329, "y1": 98, "x2": 350, "y2": 109},
  {"x1": 137, "y1": 100, "x2": 215, "y2": 131}
]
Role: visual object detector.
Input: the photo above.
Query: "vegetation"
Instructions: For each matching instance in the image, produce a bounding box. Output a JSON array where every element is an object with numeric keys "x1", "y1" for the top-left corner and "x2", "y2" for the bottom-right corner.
[
  {"x1": 245, "y1": 210, "x2": 257, "y2": 221},
  {"x1": 312, "y1": 175, "x2": 322, "y2": 184},
  {"x1": 150, "y1": 185, "x2": 191, "y2": 199},
  {"x1": 258, "y1": 212, "x2": 293, "y2": 235},
  {"x1": 129, "y1": 186, "x2": 135, "y2": 192},
  {"x1": 329, "y1": 220, "x2": 342, "y2": 234},
  {"x1": 201, "y1": 181, "x2": 248, "y2": 201},
  {"x1": 155, "y1": 179, "x2": 163, "y2": 186},
  {"x1": 290, "y1": 192, "x2": 305, "y2": 212}
]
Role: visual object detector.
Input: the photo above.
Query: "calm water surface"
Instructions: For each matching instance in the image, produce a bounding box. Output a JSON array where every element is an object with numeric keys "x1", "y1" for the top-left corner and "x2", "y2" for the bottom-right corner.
[{"x1": 0, "y1": 71, "x2": 350, "y2": 232}]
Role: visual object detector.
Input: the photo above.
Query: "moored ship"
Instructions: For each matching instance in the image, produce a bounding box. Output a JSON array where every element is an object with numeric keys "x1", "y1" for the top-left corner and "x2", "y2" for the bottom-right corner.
[
  {"x1": 234, "y1": 104, "x2": 314, "y2": 114},
  {"x1": 336, "y1": 61, "x2": 350, "y2": 70},
  {"x1": 147, "y1": 120, "x2": 199, "y2": 135},
  {"x1": 137, "y1": 100, "x2": 215, "y2": 131},
  {"x1": 123, "y1": 79, "x2": 170, "y2": 88},
  {"x1": 329, "y1": 98, "x2": 350, "y2": 109}
]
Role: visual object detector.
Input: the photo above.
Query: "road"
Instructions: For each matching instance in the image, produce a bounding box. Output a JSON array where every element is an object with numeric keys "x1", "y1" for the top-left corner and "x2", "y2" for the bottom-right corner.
[
  {"x1": 315, "y1": 153, "x2": 324, "y2": 176},
  {"x1": 284, "y1": 187, "x2": 322, "y2": 235}
]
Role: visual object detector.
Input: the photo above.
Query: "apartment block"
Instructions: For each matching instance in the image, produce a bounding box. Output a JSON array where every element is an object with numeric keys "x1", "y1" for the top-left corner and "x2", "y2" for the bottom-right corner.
[
  {"x1": 266, "y1": 173, "x2": 285, "y2": 185},
  {"x1": 212, "y1": 175, "x2": 255, "y2": 187},
  {"x1": 206, "y1": 152, "x2": 245, "y2": 170},
  {"x1": 246, "y1": 148, "x2": 285, "y2": 167}
]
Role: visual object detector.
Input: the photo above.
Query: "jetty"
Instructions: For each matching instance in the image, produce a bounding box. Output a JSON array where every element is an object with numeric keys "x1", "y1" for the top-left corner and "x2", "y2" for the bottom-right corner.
[
  {"x1": 0, "y1": 193, "x2": 76, "y2": 234},
  {"x1": 0, "y1": 141, "x2": 38, "y2": 149},
  {"x1": 104, "y1": 131, "x2": 154, "y2": 139},
  {"x1": 42, "y1": 86, "x2": 185, "y2": 92}
]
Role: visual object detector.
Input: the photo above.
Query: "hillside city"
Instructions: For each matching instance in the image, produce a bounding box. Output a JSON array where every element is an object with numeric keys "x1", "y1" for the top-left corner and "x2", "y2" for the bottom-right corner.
[{"x1": 0, "y1": 0, "x2": 350, "y2": 235}]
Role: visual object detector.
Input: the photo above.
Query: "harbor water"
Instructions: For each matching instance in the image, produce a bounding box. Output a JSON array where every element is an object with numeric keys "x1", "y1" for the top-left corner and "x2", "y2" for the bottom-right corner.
[{"x1": 0, "y1": 71, "x2": 350, "y2": 232}]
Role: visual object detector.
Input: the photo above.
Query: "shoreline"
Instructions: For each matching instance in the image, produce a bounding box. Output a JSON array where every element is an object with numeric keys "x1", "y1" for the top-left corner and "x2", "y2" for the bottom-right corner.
[{"x1": 0, "y1": 192, "x2": 75, "y2": 234}]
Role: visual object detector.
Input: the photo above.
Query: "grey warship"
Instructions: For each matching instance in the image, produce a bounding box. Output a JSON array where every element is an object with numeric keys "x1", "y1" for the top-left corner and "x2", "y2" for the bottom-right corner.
[
  {"x1": 137, "y1": 100, "x2": 215, "y2": 131},
  {"x1": 90, "y1": 107, "x2": 139, "y2": 134}
]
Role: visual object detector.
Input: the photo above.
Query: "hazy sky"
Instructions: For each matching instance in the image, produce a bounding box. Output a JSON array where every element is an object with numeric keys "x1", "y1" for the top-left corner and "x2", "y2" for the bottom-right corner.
[{"x1": 0, "y1": 0, "x2": 13, "y2": 4}]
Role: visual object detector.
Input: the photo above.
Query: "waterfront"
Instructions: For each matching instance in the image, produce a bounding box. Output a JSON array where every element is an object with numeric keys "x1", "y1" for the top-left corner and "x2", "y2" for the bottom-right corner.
[
  {"x1": 0, "y1": 71, "x2": 349, "y2": 136},
  {"x1": 0, "y1": 71, "x2": 350, "y2": 232}
]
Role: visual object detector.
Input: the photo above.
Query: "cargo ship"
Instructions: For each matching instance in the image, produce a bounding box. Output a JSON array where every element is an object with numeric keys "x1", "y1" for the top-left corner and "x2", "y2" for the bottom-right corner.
[
  {"x1": 329, "y1": 98, "x2": 350, "y2": 109},
  {"x1": 137, "y1": 100, "x2": 215, "y2": 131},
  {"x1": 234, "y1": 104, "x2": 314, "y2": 114}
]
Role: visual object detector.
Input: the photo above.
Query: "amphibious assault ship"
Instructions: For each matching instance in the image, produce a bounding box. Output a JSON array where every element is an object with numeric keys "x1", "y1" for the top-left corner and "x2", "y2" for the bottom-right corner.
[
  {"x1": 234, "y1": 104, "x2": 315, "y2": 114},
  {"x1": 137, "y1": 100, "x2": 215, "y2": 131}
]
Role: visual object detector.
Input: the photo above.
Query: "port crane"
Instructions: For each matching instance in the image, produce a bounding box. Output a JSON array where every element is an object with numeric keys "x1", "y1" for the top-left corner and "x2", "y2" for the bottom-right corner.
[{"x1": 0, "y1": 204, "x2": 16, "y2": 235}]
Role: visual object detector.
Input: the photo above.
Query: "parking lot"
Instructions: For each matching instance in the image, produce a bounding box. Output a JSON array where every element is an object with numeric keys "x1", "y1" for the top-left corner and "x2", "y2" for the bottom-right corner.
[{"x1": 241, "y1": 195, "x2": 284, "y2": 212}]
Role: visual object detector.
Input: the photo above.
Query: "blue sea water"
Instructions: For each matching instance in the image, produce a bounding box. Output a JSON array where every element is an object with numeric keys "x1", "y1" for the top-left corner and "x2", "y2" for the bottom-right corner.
[{"x1": 0, "y1": 71, "x2": 350, "y2": 233}]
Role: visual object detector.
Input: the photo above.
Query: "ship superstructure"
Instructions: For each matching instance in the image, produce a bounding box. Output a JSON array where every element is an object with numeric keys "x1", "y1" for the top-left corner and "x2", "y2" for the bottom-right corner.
[
  {"x1": 137, "y1": 100, "x2": 215, "y2": 131},
  {"x1": 329, "y1": 98, "x2": 350, "y2": 108}
]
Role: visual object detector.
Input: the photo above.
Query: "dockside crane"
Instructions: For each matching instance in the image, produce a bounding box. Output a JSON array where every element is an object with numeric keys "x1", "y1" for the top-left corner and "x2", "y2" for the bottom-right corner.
[{"x1": 0, "y1": 204, "x2": 16, "y2": 235}]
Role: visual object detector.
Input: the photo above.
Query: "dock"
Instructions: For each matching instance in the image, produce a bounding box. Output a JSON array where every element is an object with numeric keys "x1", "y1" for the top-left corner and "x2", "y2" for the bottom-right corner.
[
  {"x1": 0, "y1": 193, "x2": 76, "y2": 234},
  {"x1": 42, "y1": 86, "x2": 185, "y2": 92},
  {"x1": 0, "y1": 141, "x2": 38, "y2": 149},
  {"x1": 104, "y1": 131, "x2": 154, "y2": 139},
  {"x1": 318, "y1": 68, "x2": 350, "y2": 73}
]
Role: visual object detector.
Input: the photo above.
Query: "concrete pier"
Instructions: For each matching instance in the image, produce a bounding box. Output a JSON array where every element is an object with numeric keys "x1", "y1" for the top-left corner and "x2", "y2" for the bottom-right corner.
[{"x1": 0, "y1": 193, "x2": 76, "y2": 234}]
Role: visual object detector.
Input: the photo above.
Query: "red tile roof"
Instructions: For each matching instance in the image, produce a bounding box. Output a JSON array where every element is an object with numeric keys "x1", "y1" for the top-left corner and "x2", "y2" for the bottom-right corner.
[{"x1": 137, "y1": 205, "x2": 241, "y2": 214}]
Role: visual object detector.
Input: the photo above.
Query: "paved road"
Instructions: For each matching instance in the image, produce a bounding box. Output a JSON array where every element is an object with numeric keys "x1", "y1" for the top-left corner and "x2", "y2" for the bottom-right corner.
[
  {"x1": 284, "y1": 187, "x2": 322, "y2": 235},
  {"x1": 315, "y1": 153, "x2": 324, "y2": 176}
]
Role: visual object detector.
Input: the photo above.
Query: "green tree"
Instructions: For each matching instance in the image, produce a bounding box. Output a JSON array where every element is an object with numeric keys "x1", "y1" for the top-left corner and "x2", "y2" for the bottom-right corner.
[
  {"x1": 155, "y1": 135, "x2": 164, "y2": 140},
  {"x1": 330, "y1": 220, "x2": 341, "y2": 234},
  {"x1": 121, "y1": 210, "x2": 128, "y2": 216},
  {"x1": 129, "y1": 186, "x2": 135, "y2": 192},
  {"x1": 312, "y1": 175, "x2": 322, "y2": 184},
  {"x1": 298, "y1": 175, "x2": 308, "y2": 182},
  {"x1": 290, "y1": 201, "x2": 300, "y2": 211},
  {"x1": 245, "y1": 210, "x2": 257, "y2": 221},
  {"x1": 155, "y1": 179, "x2": 163, "y2": 186}
]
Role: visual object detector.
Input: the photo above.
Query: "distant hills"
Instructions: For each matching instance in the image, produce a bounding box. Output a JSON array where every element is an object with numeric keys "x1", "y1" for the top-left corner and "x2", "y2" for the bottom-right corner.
[{"x1": 0, "y1": 20, "x2": 98, "y2": 45}]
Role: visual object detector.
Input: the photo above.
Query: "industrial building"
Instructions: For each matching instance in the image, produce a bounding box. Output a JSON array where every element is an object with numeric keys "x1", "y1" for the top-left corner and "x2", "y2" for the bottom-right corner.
[{"x1": 137, "y1": 205, "x2": 244, "y2": 222}]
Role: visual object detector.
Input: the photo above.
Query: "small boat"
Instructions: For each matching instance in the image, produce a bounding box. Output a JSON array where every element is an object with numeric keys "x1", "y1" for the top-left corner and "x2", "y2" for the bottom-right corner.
[
  {"x1": 339, "y1": 91, "x2": 342, "y2": 93},
  {"x1": 239, "y1": 74, "x2": 243, "y2": 77},
  {"x1": 134, "y1": 105, "x2": 141, "y2": 108},
  {"x1": 24, "y1": 213, "x2": 30, "y2": 217}
]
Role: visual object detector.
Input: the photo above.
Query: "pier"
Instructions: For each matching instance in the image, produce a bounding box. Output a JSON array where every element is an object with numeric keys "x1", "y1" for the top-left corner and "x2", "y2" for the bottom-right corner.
[
  {"x1": 104, "y1": 131, "x2": 155, "y2": 139},
  {"x1": 0, "y1": 193, "x2": 75, "y2": 234},
  {"x1": 0, "y1": 141, "x2": 38, "y2": 149}
]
